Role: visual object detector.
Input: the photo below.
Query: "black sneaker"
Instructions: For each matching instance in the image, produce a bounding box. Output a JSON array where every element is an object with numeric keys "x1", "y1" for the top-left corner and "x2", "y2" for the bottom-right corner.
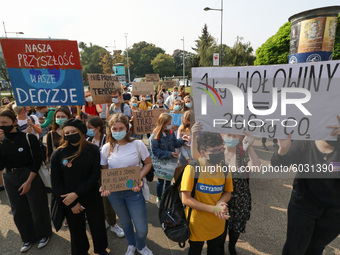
[
  {"x1": 37, "y1": 236, "x2": 50, "y2": 249},
  {"x1": 0, "y1": 185, "x2": 4, "y2": 191},
  {"x1": 20, "y1": 242, "x2": 32, "y2": 253},
  {"x1": 262, "y1": 143, "x2": 268, "y2": 151}
]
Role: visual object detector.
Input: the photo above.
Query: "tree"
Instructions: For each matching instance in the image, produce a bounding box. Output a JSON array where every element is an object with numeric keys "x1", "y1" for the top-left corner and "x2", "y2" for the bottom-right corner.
[
  {"x1": 193, "y1": 24, "x2": 218, "y2": 67},
  {"x1": 223, "y1": 36, "x2": 256, "y2": 66},
  {"x1": 254, "y1": 22, "x2": 291, "y2": 65},
  {"x1": 172, "y1": 49, "x2": 195, "y2": 77},
  {"x1": 0, "y1": 56, "x2": 13, "y2": 97},
  {"x1": 122, "y1": 41, "x2": 165, "y2": 80},
  {"x1": 332, "y1": 14, "x2": 340, "y2": 60},
  {"x1": 78, "y1": 42, "x2": 108, "y2": 82},
  {"x1": 151, "y1": 53, "x2": 175, "y2": 77},
  {"x1": 99, "y1": 51, "x2": 114, "y2": 74}
]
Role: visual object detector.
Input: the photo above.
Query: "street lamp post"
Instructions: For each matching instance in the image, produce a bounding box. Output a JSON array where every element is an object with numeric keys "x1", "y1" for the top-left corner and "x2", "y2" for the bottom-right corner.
[
  {"x1": 204, "y1": 0, "x2": 223, "y2": 66},
  {"x1": 3, "y1": 22, "x2": 24, "y2": 38},
  {"x1": 181, "y1": 37, "x2": 185, "y2": 86},
  {"x1": 124, "y1": 33, "x2": 131, "y2": 83}
]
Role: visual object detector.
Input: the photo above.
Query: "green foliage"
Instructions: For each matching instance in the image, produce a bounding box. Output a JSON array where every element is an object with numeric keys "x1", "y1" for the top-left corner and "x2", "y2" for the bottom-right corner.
[
  {"x1": 172, "y1": 49, "x2": 196, "y2": 77},
  {"x1": 254, "y1": 22, "x2": 291, "y2": 65},
  {"x1": 123, "y1": 41, "x2": 165, "y2": 80},
  {"x1": 223, "y1": 36, "x2": 256, "y2": 66},
  {"x1": 332, "y1": 14, "x2": 340, "y2": 60},
  {"x1": 151, "y1": 53, "x2": 175, "y2": 77},
  {"x1": 78, "y1": 42, "x2": 109, "y2": 82},
  {"x1": 193, "y1": 24, "x2": 218, "y2": 67}
]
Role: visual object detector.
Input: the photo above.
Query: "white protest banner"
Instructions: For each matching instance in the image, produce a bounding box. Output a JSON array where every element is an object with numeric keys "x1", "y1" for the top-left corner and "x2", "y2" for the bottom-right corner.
[
  {"x1": 192, "y1": 60, "x2": 340, "y2": 140},
  {"x1": 132, "y1": 82, "x2": 155, "y2": 96},
  {"x1": 101, "y1": 166, "x2": 140, "y2": 192},
  {"x1": 133, "y1": 108, "x2": 166, "y2": 134},
  {"x1": 88, "y1": 74, "x2": 120, "y2": 104},
  {"x1": 152, "y1": 156, "x2": 178, "y2": 181}
]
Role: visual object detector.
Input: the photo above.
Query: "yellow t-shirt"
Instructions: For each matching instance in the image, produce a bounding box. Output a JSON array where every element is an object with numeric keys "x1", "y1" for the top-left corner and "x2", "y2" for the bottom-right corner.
[
  {"x1": 180, "y1": 158, "x2": 233, "y2": 241},
  {"x1": 137, "y1": 101, "x2": 153, "y2": 110}
]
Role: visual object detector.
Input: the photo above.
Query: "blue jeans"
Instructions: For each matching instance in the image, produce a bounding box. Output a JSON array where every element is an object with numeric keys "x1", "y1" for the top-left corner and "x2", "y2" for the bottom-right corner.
[
  {"x1": 156, "y1": 179, "x2": 171, "y2": 199},
  {"x1": 108, "y1": 190, "x2": 148, "y2": 250}
]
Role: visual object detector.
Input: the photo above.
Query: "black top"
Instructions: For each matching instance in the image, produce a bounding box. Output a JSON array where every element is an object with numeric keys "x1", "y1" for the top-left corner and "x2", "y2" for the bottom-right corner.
[
  {"x1": 0, "y1": 131, "x2": 42, "y2": 172},
  {"x1": 271, "y1": 140, "x2": 340, "y2": 208},
  {"x1": 51, "y1": 142, "x2": 101, "y2": 207}
]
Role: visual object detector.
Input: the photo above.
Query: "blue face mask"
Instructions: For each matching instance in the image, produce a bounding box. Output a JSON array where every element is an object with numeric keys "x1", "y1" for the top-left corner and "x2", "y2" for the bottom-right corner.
[
  {"x1": 86, "y1": 129, "x2": 95, "y2": 137},
  {"x1": 174, "y1": 105, "x2": 182, "y2": 111},
  {"x1": 173, "y1": 92, "x2": 179, "y2": 96},
  {"x1": 112, "y1": 130, "x2": 127, "y2": 141},
  {"x1": 55, "y1": 118, "x2": 67, "y2": 126},
  {"x1": 185, "y1": 103, "x2": 192, "y2": 108},
  {"x1": 132, "y1": 103, "x2": 138, "y2": 107},
  {"x1": 224, "y1": 137, "x2": 240, "y2": 148}
]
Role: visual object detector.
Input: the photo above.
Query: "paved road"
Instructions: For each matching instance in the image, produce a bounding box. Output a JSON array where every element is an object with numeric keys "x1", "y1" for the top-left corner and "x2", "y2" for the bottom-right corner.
[{"x1": 1, "y1": 139, "x2": 339, "y2": 255}]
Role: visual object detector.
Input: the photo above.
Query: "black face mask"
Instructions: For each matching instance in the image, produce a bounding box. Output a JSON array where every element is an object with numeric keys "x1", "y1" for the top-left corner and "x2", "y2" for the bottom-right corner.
[
  {"x1": 206, "y1": 151, "x2": 225, "y2": 165},
  {"x1": 65, "y1": 133, "x2": 81, "y2": 144},
  {"x1": 0, "y1": 125, "x2": 14, "y2": 134},
  {"x1": 325, "y1": 140, "x2": 339, "y2": 148},
  {"x1": 184, "y1": 123, "x2": 190, "y2": 128},
  {"x1": 162, "y1": 89, "x2": 166, "y2": 92}
]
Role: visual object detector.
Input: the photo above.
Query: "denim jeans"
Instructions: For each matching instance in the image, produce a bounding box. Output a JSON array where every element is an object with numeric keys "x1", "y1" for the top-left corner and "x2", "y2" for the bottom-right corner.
[
  {"x1": 282, "y1": 189, "x2": 340, "y2": 255},
  {"x1": 156, "y1": 178, "x2": 171, "y2": 199},
  {"x1": 108, "y1": 190, "x2": 148, "y2": 250}
]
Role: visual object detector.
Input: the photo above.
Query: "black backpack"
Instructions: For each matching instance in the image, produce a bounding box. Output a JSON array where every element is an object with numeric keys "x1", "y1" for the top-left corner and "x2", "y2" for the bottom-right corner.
[{"x1": 159, "y1": 160, "x2": 201, "y2": 248}]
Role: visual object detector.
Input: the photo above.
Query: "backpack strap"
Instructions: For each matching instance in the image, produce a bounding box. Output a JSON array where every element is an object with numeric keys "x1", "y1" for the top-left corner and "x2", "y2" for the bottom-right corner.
[{"x1": 120, "y1": 102, "x2": 125, "y2": 113}]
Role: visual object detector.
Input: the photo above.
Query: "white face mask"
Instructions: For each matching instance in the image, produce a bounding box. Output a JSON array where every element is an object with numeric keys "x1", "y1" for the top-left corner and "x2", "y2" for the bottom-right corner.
[
  {"x1": 86, "y1": 96, "x2": 93, "y2": 103},
  {"x1": 165, "y1": 124, "x2": 172, "y2": 130},
  {"x1": 112, "y1": 97, "x2": 120, "y2": 104},
  {"x1": 141, "y1": 97, "x2": 146, "y2": 101}
]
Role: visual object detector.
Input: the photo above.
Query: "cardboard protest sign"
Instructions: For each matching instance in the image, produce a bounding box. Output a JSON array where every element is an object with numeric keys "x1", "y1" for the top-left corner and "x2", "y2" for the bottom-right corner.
[
  {"x1": 162, "y1": 80, "x2": 176, "y2": 89},
  {"x1": 133, "y1": 108, "x2": 165, "y2": 134},
  {"x1": 192, "y1": 60, "x2": 340, "y2": 140},
  {"x1": 152, "y1": 156, "x2": 178, "y2": 181},
  {"x1": 145, "y1": 73, "x2": 160, "y2": 82},
  {"x1": 132, "y1": 82, "x2": 155, "y2": 96},
  {"x1": 0, "y1": 39, "x2": 85, "y2": 106},
  {"x1": 101, "y1": 166, "x2": 140, "y2": 192},
  {"x1": 88, "y1": 74, "x2": 120, "y2": 104}
]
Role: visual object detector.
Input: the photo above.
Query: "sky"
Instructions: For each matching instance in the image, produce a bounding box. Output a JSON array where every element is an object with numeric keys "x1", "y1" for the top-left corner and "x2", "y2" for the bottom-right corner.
[{"x1": 2, "y1": 0, "x2": 340, "y2": 55}]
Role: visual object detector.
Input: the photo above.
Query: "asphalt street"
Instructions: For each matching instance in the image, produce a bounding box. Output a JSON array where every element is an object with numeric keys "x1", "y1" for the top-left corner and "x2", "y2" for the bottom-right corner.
[{"x1": 0, "y1": 139, "x2": 339, "y2": 255}]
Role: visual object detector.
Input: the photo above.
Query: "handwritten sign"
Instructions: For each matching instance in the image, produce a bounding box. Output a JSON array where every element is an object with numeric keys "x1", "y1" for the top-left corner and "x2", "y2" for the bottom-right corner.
[
  {"x1": 152, "y1": 156, "x2": 178, "y2": 181},
  {"x1": 145, "y1": 74, "x2": 160, "y2": 82},
  {"x1": 132, "y1": 82, "x2": 155, "y2": 96},
  {"x1": 101, "y1": 166, "x2": 140, "y2": 192},
  {"x1": 163, "y1": 81, "x2": 176, "y2": 89},
  {"x1": 133, "y1": 108, "x2": 165, "y2": 134},
  {"x1": 192, "y1": 60, "x2": 340, "y2": 140},
  {"x1": 168, "y1": 111, "x2": 183, "y2": 126},
  {"x1": 88, "y1": 74, "x2": 120, "y2": 104},
  {"x1": 0, "y1": 39, "x2": 84, "y2": 106}
]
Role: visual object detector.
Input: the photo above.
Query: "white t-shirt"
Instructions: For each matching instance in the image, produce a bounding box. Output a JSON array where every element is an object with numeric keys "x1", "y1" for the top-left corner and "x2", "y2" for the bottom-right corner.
[
  {"x1": 101, "y1": 140, "x2": 149, "y2": 169},
  {"x1": 17, "y1": 115, "x2": 40, "y2": 139}
]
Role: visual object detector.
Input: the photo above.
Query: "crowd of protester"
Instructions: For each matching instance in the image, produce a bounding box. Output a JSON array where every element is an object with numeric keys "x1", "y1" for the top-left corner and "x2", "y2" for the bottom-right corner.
[{"x1": 0, "y1": 81, "x2": 339, "y2": 255}]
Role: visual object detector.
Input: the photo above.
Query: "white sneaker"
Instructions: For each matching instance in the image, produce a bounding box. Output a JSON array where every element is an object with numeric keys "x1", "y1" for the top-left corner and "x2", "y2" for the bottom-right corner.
[
  {"x1": 111, "y1": 224, "x2": 125, "y2": 237},
  {"x1": 156, "y1": 198, "x2": 161, "y2": 208},
  {"x1": 125, "y1": 245, "x2": 136, "y2": 255},
  {"x1": 20, "y1": 242, "x2": 32, "y2": 253},
  {"x1": 137, "y1": 245, "x2": 153, "y2": 255},
  {"x1": 105, "y1": 221, "x2": 110, "y2": 229}
]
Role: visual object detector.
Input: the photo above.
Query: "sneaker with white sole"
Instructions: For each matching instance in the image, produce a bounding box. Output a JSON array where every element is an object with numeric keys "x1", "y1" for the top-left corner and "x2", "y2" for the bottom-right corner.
[
  {"x1": 137, "y1": 245, "x2": 153, "y2": 255},
  {"x1": 111, "y1": 224, "x2": 125, "y2": 237},
  {"x1": 125, "y1": 245, "x2": 136, "y2": 255},
  {"x1": 37, "y1": 236, "x2": 50, "y2": 249},
  {"x1": 20, "y1": 242, "x2": 32, "y2": 253}
]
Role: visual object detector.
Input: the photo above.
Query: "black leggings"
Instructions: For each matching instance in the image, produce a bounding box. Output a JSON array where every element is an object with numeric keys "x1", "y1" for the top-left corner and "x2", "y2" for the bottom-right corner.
[{"x1": 188, "y1": 233, "x2": 224, "y2": 255}]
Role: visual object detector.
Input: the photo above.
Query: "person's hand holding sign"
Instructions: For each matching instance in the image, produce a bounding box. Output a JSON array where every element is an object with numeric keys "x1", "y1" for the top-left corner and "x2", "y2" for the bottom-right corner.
[
  {"x1": 99, "y1": 186, "x2": 111, "y2": 197},
  {"x1": 277, "y1": 134, "x2": 292, "y2": 156},
  {"x1": 326, "y1": 115, "x2": 340, "y2": 136},
  {"x1": 132, "y1": 179, "x2": 143, "y2": 192}
]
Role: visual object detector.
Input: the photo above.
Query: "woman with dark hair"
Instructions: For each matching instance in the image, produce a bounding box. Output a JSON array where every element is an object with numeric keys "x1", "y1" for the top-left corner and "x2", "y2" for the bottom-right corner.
[
  {"x1": 86, "y1": 116, "x2": 125, "y2": 238},
  {"x1": 0, "y1": 109, "x2": 52, "y2": 252},
  {"x1": 100, "y1": 113, "x2": 153, "y2": 255},
  {"x1": 46, "y1": 106, "x2": 72, "y2": 162},
  {"x1": 51, "y1": 118, "x2": 108, "y2": 255}
]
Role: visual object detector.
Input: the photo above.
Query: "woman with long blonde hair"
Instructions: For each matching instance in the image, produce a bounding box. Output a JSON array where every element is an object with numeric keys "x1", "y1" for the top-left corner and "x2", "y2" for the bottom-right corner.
[
  {"x1": 51, "y1": 119, "x2": 108, "y2": 255},
  {"x1": 149, "y1": 113, "x2": 187, "y2": 207},
  {"x1": 100, "y1": 113, "x2": 153, "y2": 255}
]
